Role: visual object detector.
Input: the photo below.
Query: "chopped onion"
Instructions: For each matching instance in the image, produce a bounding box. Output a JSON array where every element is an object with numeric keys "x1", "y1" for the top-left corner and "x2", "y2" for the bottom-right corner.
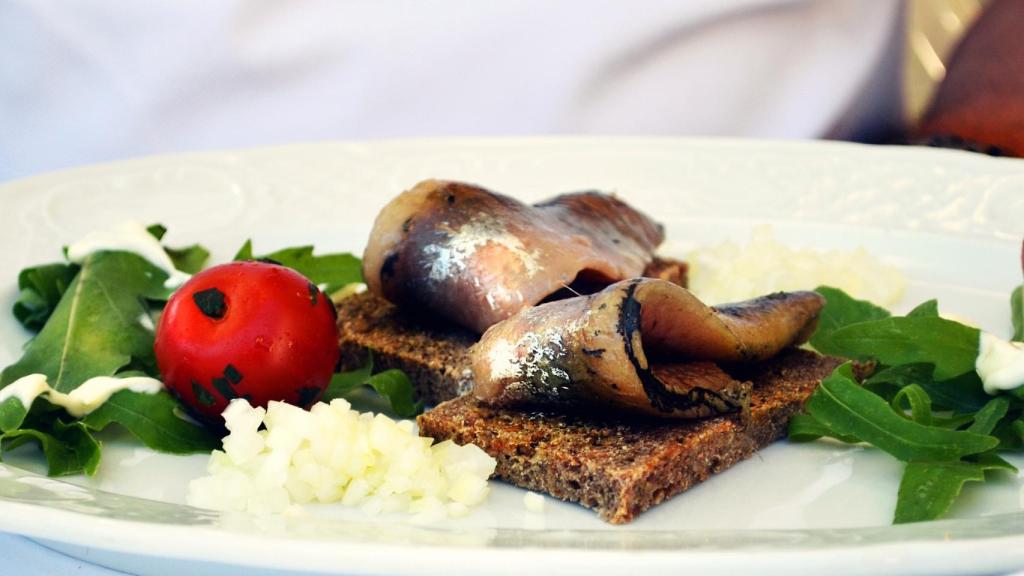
[
  {"x1": 187, "y1": 399, "x2": 496, "y2": 519},
  {"x1": 681, "y1": 226, "x2": 906, "y2": 306}
]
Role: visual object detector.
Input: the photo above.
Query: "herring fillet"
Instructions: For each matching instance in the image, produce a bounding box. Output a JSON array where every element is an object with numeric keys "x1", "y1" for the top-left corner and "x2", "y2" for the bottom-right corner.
[
  {"x1": 470, "y1": 278, "x2": 824, "y2": 419},
  {"x1": 362, "y1": 180, "x2": 664, "y2": 333}
]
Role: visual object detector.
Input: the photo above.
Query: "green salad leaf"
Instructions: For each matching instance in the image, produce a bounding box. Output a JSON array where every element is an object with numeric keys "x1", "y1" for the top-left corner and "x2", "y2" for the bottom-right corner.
[
  {"x1": 793, "y1": 286, "x2": 1024, "y2": 525},
  {"x1": 865, "y1": 364, "x2": 990, "y2": 413},
  {"x1": 810, "y1": 286, "x2": 891, "y2": 355},
  {"x1": 893, "y1": 460, "x2": 1005, "y2": 524},
  {"x1": 787, "y1": 413, "x2": 859, "y2": 443},
  {"x1": 234, "y1": 240, "x2": 362, "y2": 293},
  {"x1": 1, "y1": 252, "x2": 168, "y2": 391},
  {"x1": 804, "y1": 364, "x2": 997, "y2": 462},
  {"x1": 967, "y1": 397, "x2": 1010, "y2": 436},
  {"x1": 13, "y1": 263, "x2": 79, "y2": 332},
  {"x1": 1, "y1": 226, "x2": 219, "y2": 476},
  {"x1": 906, "y1": 299, "x2": 939, "y2": 318},
  {"x1": 827, "y1": 317, "x2": 979, "y2": 381},
  {"x1": 166, "y1": 245, "x2": 210, "y2": 275},
  {"x1": 0, "y1": 394, "x2": 32, "y2": 433},
  {"x1": 889, "y1": 383, "x2": 933, "y2": 425},
  {"x1": 323, "y1": 352, "x2": 423, "y2": 418},
  {"x1": 82, "y1": 390, "x2": 219, "y2": 453},
  {"x1": 1, "y1": 419, "x2": 101, "y2": 477},
  {"x1": 146, "y1": 223, "x2": 210, "y2": 275}
]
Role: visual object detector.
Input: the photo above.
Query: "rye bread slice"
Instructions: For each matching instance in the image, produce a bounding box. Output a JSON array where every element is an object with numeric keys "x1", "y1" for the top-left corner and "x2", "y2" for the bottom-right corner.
[
  {"x1": 417, "y1": 349, "x2": 841, "y2": 524},
  {"x1": 335, "y1": 255, "x2": 835, "y2": 524},
  {"x1": 337, "y1": 292, "x2": 476, "y2": 404},
  {"x1": 336, "y1": 257, "x2": 689, "y2": 405}
]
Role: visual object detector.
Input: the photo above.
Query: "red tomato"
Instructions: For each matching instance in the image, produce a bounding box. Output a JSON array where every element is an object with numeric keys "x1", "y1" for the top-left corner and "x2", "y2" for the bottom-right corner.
[{"x1": 155, "y1": 261, "x2": 339, "y2": 423}]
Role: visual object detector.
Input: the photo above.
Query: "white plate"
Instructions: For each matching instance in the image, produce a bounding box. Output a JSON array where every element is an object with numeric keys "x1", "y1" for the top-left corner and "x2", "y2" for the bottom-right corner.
[{"x1": 0, "y1": 138, "x2": 1023, "y2": 576}]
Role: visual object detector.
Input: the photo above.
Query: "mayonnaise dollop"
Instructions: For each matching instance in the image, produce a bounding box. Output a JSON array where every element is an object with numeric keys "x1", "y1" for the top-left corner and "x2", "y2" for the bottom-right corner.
[
  {"x1": 0, "y1": 373, "x2": 163, "y2": 418},
  {"x1": 66, "y1": 220, "x2": 190, "y2": 289},
  {"x1": 977, "y1": 332, "x2": 1024, "y2": 395}
]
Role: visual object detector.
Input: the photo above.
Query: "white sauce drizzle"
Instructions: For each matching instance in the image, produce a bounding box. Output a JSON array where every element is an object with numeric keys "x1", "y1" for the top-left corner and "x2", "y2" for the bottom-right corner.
[
  {"x1": 66, "y1": 220, "x2": 190, "y2": 289},
  {"x1": 977, "y1": 332, "x2": 1024, "y2": 395},
  {"x1": 0, "y1": 373, "x2": 163, "y2": 418},
  {"x1": 138, "y1": 312, "x2": 155, "y2": 332}
]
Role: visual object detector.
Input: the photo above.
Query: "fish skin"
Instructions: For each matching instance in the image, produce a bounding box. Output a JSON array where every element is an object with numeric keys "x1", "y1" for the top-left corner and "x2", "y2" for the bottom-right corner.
[
  {"x1": 470, "y1": 278, "x2": 824, "y2": 419},
  {"x1": 363, "y1": 180, "x2": 664, "y2": 334}
]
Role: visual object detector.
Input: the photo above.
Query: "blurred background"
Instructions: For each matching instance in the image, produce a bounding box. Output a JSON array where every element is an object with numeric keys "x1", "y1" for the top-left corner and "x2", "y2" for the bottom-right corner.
[{"x1": 0, "y1": 0, "x2": 1018, "y2": 183}]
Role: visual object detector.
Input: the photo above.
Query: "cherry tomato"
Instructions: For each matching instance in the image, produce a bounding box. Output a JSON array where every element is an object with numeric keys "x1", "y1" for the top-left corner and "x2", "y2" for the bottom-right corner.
[{"x1": 155, "y1": 261, "x2": 339, "y2": 423}]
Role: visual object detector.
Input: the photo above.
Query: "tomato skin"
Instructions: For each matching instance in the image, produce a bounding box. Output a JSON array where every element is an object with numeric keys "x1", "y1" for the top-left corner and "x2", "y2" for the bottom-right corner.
[{"x1": 155, "y1": 261, "x2": 339, "y2": 423}]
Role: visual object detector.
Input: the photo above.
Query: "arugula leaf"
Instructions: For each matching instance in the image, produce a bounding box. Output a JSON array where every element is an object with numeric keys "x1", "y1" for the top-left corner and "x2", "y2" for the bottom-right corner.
[
  {"x1": 930, "y1": 413, "x2": 976, "y2": 430},
  {"x1": 865, "y1": 364, "x2": 990, "y2": 413},
  {"x1": 799, "y1": 281, "x2": 1024, "y2": 525},
  {"x1": 233, "y1": 239, "x2": 253, "y2": 260},
  {"x1": 82, "y1": 390, "x2": 218, "y2": 453},
  {"x1": 234, "y1": 240, "x2": 362, "y2": 293},
  {"x1": 787, "y1": 413, "x2": 860, "y2": 443},
  {"x1": 907, "y1": 300, "x2": 939, "y2": 318},
  {"x1": 12, "y1": 263, "x2": 80, "y2": 332},
  {"x1": 803, "y1": 364, "x2": 998, "y2": 462},
  {"x1": 146, "y1": 224, "x2": 168, "y2": 240},
  {"x1": 0, "y1": 395, "x2": 29, "y2": 433},
  {"x1": 1, "y1": 252, "x2": 168, "y2": 391},
  {"x1": 972, "y1": 451, "x2": 1019, "y2": 473},
  {"x1": 992, "y1": 417, "x2": 1024, "y2": 451},
  {"x1": 1, "y1": 420, "x2": 101, "y2": 477},
  {"x1": 890, "y1": 384, "x2": 932, "y2": 425},
  {"x1": 810, "y1": 286, "x2": 891, "y2": 355},
  {"x1": 1013, "y1": 285, "x2": 1022, "y2": 342},
  {"x1": 967, "y1": 397, "x2": 1010, "y2": 436},
  {"x1": 894, "y1": 459, "x2": 1010, "y2": 524},
  {"x1": 828, "y1": 317, "x2": 980, "y2": 381},
  {"x1": 165, "y1": 245, "x2": 209, "y2": 275},
  {"x1": 323, "y1": 354, "x2": 423, "y2": 418},
  {"x1": 145, "y1": 223, "x2": 209, "y2": 274}
]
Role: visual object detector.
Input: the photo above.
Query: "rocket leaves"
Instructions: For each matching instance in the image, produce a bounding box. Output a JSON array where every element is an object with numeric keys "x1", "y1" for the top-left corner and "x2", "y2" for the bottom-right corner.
[
  {"x1": 82, "y1": 389, "x2": 220, "y2": 454},
  {"x1": 234, "y1": 240, "x2": 362, "y2": 294},
  {"x1": 0, "y1": 227, "x2": 219, "y2": 476},
  {"x1": 793, "y1": 286, "x2": 1023, "y2": 524},
  {"x1": 826, "y1": 317, "x2": 980, "y2": 381},
  {"x1": 801, "y1": 364, "x2": 997, "y2": 462},
  {"x1": 2, "y1": 225, "x2": 407, "y2": 479},
  {"x1": 1, "y1": 252, "x2": 169, "y2": 392},
  {"x1": 810, "y1": 286, "x2": 891, "y2": 355},
  {"x1": 322, "y1": 352, "x2": 423, "y2": 418},
  {"x1": 894, "y1": 459, "x2": 1011, "y2": 524},
  {"x1": 12, "y1": 262, "x2": 80, "y2": 333}
]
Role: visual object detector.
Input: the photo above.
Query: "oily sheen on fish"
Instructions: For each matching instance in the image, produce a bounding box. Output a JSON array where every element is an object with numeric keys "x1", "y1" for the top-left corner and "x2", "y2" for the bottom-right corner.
[
  {"x1": 470, "y1": 278, "x2": 824, "y2": 419},
  {"x1": 363, "y1": 180, "x2": 664, "y2": 333}
]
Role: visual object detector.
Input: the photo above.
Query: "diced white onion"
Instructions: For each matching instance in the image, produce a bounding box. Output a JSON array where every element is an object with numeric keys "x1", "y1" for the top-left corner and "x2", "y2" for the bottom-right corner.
[
  {"x1": 187, "y1": 399, "x2": 496, "y2": 518},
  {"x1": 679, "y1": 226, "x2": 906, "y2": 307}
]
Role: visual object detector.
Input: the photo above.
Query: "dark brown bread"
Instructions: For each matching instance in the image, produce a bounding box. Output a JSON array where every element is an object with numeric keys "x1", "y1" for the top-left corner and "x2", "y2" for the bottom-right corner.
[
  {"x1": 336, "y1": 257, "x2": 690, "y2": 405},
  {"x1": 417, "y1": 349, "x2": 841, "y2": 524},
  {"x1": 335, "y1": 255, "x2": 835, "y2": 524},
  {"x1": 337, "y1": 291, "x2": 476, "y2": 405}
]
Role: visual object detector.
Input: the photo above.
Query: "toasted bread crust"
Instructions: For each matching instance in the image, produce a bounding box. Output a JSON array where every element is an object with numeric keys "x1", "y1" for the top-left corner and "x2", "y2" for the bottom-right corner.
[{"x1": 418, "y1": 349, "x2": 840, "y2": 524}]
